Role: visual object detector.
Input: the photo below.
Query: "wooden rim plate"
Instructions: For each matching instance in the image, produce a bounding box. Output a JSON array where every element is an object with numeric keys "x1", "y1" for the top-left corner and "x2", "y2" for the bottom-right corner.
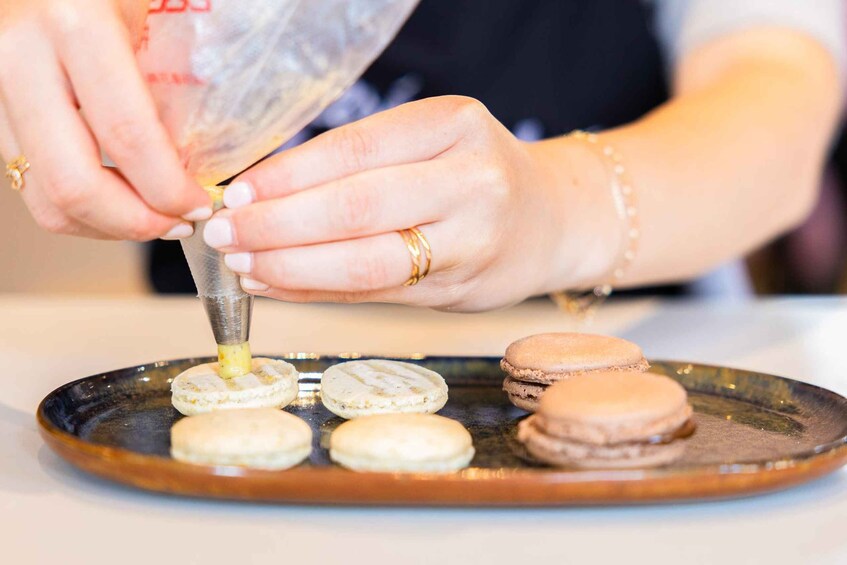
[{"x1": 37, "y1": 356, "x2": 847, "y2": 506}]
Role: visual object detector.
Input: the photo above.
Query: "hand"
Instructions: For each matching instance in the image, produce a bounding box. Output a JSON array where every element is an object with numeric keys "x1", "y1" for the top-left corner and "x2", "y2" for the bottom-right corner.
[
  {"x1": 0, "y1": 0, "x2": 211, "y2": 240},
  {"x1": 203, "y1": 96, "x2": 614, "y2": 312}
]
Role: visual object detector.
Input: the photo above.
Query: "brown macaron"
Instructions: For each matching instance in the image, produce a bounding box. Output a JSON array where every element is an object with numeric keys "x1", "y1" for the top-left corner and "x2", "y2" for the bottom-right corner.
[
  {"x1": 517, "y1": 371, "x2": 694, "y2": 469},
  {"x1": 501, "y1": 333, "x2": 648, "y2": 412}
]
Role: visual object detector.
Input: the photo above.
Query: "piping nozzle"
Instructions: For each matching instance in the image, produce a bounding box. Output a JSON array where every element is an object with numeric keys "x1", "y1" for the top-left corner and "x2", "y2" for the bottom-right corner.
[
  {"x1": 200, "y1": 293, "x2": 253, "y2": 346},
  {"x1": 180, "y1": 187, "x2": 254, "y2": 347}
]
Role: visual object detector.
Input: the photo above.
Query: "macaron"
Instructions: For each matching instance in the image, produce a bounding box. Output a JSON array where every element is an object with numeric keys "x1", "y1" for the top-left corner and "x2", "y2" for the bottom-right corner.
[
  {"x1": 171, "y1": 357, "x2": 299, "y2": 416},
  {"x1": 170, "y1": 408, "x2": 312, "y2": 470},
  {"x1": 320, "y1": 360, "x2": 448, "y2": 419},
  {"x1": 501, "y1": 333, "x2": 649, "y2": 411},
  {"x1": 329, "y1": 413, "x2": 474, "y2": 473},
  {"x1": 517, "y1": 371, "x2": 694, "y2": 469}
]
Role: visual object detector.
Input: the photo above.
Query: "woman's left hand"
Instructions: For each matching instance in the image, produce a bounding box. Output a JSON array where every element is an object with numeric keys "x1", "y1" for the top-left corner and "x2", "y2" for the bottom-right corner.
[{"x1": 202, "y1": 96, "x2": 609, "y2": 312}]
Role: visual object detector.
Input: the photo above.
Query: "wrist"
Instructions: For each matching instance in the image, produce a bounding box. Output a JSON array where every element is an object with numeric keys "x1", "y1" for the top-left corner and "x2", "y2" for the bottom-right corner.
[{"x1": 525, "y1": 136, "x2": 625, "y2": 293}]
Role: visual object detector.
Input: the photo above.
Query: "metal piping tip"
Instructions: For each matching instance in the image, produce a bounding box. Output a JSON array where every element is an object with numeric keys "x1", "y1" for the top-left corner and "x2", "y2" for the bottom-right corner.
[
  {"x1": 201, "y1": 294, "x2": 253, "y2": 345},
  {"x1": 180, "y1": 187, "x2": 253, "y2": 347}
]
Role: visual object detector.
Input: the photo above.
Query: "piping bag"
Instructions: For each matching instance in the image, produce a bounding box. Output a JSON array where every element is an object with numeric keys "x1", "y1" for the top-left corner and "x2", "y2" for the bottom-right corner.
[{"x1": 135, "y1": 0, "x2": 418, "y2": 377}]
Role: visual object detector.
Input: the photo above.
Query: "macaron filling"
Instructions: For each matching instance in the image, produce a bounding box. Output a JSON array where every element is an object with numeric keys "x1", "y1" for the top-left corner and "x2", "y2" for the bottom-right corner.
[{"x1": 500, "y1": 358, "x2": 650, "y2": 385}]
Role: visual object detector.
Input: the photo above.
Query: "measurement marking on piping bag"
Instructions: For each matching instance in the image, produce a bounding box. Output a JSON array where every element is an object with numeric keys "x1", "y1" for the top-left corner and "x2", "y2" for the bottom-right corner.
[{"x1": 149, "y1": 0, "x2": 212, "y2": 14}]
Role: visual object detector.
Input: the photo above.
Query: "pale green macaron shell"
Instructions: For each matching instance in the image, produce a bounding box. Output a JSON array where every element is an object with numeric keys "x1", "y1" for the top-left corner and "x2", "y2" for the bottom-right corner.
[
  {"x1": 170, "y1": 408, "x2": 312, "y2": 470},
  {"x1": 330, "y1": 413, "x2": 474, "y2": 473},
  {"x1": 171, "y1": 358, "x2": 299, "y2": 416},
  {"x1": 320, "y1": 360, "x2": 448, "y2": 419}
]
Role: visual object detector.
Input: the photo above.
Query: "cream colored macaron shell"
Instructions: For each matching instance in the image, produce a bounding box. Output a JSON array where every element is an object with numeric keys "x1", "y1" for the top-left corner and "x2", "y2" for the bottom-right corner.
[
  {"x1": 330, "y1": 413, "x2": 474, "y2": 473},
  {"x1": 171, "y1": 408, "x2": 312, "y2": 470},
  {"x1": 320, "y1": 360, "x2": 448, "y2": 419},
  {"x1": 171, "y1": 358, "x2": 299, "y2": 416}
]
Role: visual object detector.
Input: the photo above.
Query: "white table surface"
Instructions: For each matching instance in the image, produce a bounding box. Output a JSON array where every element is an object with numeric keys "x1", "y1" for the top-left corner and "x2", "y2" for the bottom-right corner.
[{"x1": 2, "y1": 295, "x2": 845, "y2": 565}]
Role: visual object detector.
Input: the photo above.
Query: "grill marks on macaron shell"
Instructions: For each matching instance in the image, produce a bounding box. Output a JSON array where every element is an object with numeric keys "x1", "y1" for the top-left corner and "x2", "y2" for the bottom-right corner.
[
  {"x1": 333, "y1": 360, "x2": 439, "y2": 399},
  {"x1": 320, "y1": 360, "x2": 449, "y2": 419}
]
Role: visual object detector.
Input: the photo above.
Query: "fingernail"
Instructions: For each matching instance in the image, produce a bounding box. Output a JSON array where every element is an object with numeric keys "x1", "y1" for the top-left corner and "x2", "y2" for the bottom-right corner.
[
  {"x1": 241, "y1": 277, "x2": 269, "y2": 291},
  {"x1": 203, "y1": 217, "x2": 234, "y2": 248},
  {"x1": 161, "y1": 222, "x2": 194, "y2": 240},
  {"x1": 225, "y1": 252, "x2": 252, "y2": 274},
  {"x1": 223, "y1": 181, "x2": 254, "y2": 209},
  {"x1": 183, "y1": 206, "x2": 214, "y2": 222}
]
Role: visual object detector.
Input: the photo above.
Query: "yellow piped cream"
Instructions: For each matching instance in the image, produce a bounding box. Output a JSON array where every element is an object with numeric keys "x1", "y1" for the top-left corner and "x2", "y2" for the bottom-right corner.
[
  {"x1": 218, "y1": 342, "x2": 253, "y2": 379},
  {"x1": 204, "y1": 185, "x2": 225, "y2": 205}
]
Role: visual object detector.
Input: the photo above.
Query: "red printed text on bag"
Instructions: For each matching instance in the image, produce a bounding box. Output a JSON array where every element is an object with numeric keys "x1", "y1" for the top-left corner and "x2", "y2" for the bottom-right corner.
[{"x1": 149, "y1": 1, "x2": 212, "y2": 14}]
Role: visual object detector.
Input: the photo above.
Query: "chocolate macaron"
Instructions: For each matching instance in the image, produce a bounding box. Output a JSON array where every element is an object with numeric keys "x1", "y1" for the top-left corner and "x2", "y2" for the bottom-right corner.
[
  {"x1": 517, "y1": 371, "x2": 694, "y2": 469},
  {"x1": 501, "y1": 333, "x2": 649, "y2": 411}
]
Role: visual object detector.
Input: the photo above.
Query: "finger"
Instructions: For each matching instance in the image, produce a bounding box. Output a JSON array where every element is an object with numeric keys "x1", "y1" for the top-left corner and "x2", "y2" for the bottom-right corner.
[
  {"x1": 242, "y1": 278, "x2": 453, "y2": 309},
  {"x1": 225, "y1": 96, "x2": 485, "y2": 206},
  {"x1": 206, "y1": 159, "x2": 466, "y2": 252},
  {"x1": 0, "y1": 19, "x2": 115, "y2": 239},
  {"x1": 245, "y1": 287, "x2": 401, "y2": 305},
  {"x1": 0, "y1": 99, "x2": 21, "y2": 164},
  {"x1": 223, "y1": 224, "x2": 449, "y2": 293},
  {"x1": 0, "y1": 37, "x2": 193, "y2": 241},
  {"x1": 0, "y1": 82, "x2": 115, "y2": 239},
  {"x1": 51, "y1": 6, "x2": 210, "y2": 220}
]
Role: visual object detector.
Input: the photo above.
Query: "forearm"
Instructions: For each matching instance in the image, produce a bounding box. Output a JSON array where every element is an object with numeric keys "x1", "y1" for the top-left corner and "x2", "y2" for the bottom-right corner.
[{"x1": 535, "y1": 28, "x2": 842, "y2": 291}]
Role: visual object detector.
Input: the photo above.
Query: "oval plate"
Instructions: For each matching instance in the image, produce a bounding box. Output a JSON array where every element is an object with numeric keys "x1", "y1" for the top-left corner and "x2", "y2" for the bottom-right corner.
[{"x1": 37, "y1": 356, "x2": 847, "y2": 506}]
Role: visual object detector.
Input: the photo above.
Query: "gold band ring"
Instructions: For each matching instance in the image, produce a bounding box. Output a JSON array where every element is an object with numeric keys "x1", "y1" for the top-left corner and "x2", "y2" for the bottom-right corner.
[
  {"x1": 398, "y1": 227, "x2": 433, "y2": 286},
  {"x1": 5, "y1": 156, "x2": 30, "y2": 191}
]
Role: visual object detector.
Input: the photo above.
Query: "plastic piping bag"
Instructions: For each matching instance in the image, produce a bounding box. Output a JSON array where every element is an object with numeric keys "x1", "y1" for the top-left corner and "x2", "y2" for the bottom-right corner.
[{"x1": 135, "y1": 0, "x2": 418, "y2": 371}]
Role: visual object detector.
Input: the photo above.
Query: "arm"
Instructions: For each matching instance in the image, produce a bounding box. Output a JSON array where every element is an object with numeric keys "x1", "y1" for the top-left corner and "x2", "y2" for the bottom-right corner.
[{"x1": 537, "y1": 27, "x2": 843, "y2": 289}]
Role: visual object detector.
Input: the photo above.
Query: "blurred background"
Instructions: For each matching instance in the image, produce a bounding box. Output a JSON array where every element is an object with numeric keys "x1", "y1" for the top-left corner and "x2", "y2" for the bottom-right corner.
[
  {"x1": 747, "y1": 129, "x2": 847, "y2": 295},
  {"x1": 0, "y1": 186, "x2": 147, "y2": 295}
]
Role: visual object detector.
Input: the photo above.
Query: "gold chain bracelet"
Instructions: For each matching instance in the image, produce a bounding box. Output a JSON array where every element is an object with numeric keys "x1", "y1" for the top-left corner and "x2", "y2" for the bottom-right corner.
[{"x1": 550, "y1": 130, "x2": 640, "y2": 317}]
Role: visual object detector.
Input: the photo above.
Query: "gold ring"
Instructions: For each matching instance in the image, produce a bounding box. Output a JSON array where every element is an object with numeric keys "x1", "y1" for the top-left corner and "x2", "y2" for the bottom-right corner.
[
  {"x1": 398, "y1": 227, "x2": 433, "y2": 286},
  {"x1": 5, "y1": 155, "x2": 31, "y2": 191},
  {"x1": 409, "y1": 227, "x2": 432, "y2": 280}
]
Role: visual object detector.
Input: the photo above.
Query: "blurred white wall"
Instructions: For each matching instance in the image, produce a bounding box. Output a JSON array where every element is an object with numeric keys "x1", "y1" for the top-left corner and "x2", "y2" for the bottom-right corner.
[{"x1": 0, "y1": 187, "x2": 149, "y2": 294}]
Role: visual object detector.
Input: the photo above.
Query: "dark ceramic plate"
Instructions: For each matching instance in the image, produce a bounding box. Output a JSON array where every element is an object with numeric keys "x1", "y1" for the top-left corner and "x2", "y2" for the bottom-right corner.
[{"x1": 38, "y1": 356, "x2": 847, "y2": 506}]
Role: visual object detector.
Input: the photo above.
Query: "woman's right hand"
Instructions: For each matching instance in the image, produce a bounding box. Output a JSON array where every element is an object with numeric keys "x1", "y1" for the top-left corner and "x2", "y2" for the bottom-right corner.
[{"x1": 0, "y1": 0, "x2": 211, "y2": 240}]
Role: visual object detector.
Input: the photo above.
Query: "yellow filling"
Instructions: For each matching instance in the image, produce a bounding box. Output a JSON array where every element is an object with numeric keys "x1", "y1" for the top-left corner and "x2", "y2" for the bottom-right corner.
[
  {"x1": 218, "y1": 342, "x2": 253, "y2": 379},
  {"x1": 204, "y1": 185, "x2": 225, "y2": 206}
]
